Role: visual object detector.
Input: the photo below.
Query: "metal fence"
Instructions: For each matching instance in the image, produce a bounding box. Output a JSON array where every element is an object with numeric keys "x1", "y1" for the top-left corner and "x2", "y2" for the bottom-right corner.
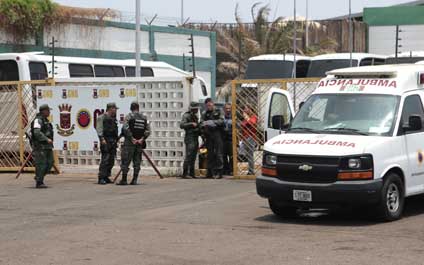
[
  {"x1": 0, "y1": 80, "x2": 55, "y2": 172},
  {"x1": 231, "y1": 78, "x2": 321, "y2": 179}
]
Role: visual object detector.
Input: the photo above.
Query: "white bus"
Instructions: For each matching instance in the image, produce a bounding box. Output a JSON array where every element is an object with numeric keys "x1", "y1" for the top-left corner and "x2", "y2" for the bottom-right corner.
[
  {"x1": 307, "y1": 53, "x2": 387, "y2": 78},
  {"x1": 0, "y1": 52, "x2": 208, "y2": 99},
  {"x1": 245, "y1": 54, "x2": 311, "y2": 79}
]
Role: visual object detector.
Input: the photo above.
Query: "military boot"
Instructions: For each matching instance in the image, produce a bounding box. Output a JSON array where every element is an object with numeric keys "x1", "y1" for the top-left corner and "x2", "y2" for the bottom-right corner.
[
  {"x1": 189, "y1": 166, "x2": 197, "y2": 179},
  {"x1": 98, "y1": 178, "x2": 107, "y2": 185},
  {"x1": 117, "y1": 174, "x2": 128, "y2": 185},
  {"x1": 206, "y1": 169, "x2": 213, "y2": 179},
  {"x1": 36, "y1": 182, "x2": 48, "y2": 189},
  {"x1": 180, "y1": 166, "x2": 191, "y2": 179},
  {"x1": 214, "y1": 169, "x2": 223, "y2": 179},
  {"x1": 130, "y1": 175, "x2": 139, "y2": 185}
]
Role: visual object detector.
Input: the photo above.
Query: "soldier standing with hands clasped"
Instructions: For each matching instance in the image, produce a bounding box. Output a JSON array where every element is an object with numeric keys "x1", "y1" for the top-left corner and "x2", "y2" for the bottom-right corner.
[
  {"x1": 180, "y1": 102, "x2": 200, "y2": 179},
  {"x1": 200, "y1": 98, "x2": 224, "y2": 179},
  {"x1": 117, "y1": 101, "x2": 150, "y2": 185},
  {"x1": 96, "y1": 103, "x2": 119, "y2": 185},
  {"x1": 31, "y1": 104, "x2": 54, "y2": 189}
]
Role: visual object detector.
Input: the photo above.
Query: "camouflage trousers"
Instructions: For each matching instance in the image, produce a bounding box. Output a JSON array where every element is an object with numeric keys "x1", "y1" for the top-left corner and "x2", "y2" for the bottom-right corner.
[
  {"x1": 183, "y1": 137, "x2": 198, "y2": 177},
  {"x1": 121, "y1": 145, "x2": 143, "y2": 177},
  {"x1": 33, "y1": 149, "x2": 54, "y2": 183}
]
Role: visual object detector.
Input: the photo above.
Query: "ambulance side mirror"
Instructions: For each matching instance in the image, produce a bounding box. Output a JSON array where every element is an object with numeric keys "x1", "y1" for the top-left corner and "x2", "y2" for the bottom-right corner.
[
  {"x1": 404, "y1": 115, "x2": 422, "y2": 132},
  {"x1": 271, "y1": 115, "x2": 287, "y2": 130}
]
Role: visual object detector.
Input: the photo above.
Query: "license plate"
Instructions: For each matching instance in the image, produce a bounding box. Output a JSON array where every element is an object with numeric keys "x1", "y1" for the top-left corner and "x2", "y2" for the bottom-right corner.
[{"x1": 293, "y1": 190, "x2": 312, "y2": 202}]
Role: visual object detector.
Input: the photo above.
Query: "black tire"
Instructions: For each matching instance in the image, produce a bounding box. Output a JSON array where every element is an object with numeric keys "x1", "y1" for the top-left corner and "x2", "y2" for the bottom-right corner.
[
  {"x1": 268, "y1": 199, "x2": 298, "y2": 218},
  {"x1": 374, "y1": 173, "x2": 404, "y2": 222}
]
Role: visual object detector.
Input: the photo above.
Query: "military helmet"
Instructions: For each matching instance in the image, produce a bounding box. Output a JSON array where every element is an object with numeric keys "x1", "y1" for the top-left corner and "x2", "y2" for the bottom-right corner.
[
  {"x1": 189, "y1": 102, "x2": 199, "y2": 110},
  {"x1": 130, "y1": 101, "x2": 140, "y2": 111},
  {"x1": 106, "y1": 102, "x2": 119, "y2": 110},
  {"x1": 39, "y1": 104, "x2": 51, "y2": 112}
]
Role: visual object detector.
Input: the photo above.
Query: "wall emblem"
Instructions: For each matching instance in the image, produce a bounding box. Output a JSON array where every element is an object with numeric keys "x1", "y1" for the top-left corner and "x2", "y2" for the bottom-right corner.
[
  {"x1": 56, "y1": 104, "x2": 75, "y2": 136},
  {"x1": 77, "y1": 109, "x2": 91, "y2": 129}
]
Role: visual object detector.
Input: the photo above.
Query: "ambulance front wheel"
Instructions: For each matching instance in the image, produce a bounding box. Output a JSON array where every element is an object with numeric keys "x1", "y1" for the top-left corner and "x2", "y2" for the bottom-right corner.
[
  {"x1": 268, "y1": 199, "x2": 298, "y2": 218},
  {"x1": 375, "y1": 173, "x2": 405, "y2": 222}
]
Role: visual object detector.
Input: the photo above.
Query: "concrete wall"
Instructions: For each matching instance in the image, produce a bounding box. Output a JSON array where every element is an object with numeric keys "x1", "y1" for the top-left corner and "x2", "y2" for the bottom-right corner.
[{"x1": 0, "y1": 20, "x2": 216, "y2": 98}]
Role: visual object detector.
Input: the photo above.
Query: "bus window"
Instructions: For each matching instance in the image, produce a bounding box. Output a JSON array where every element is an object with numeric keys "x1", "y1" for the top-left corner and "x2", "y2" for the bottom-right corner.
[
  {"x1": 246, "y1": 60, "x2": 294, "y2": 79},
  {"x1": 373, "y1": 58, "x2": 386, "y2": 65},
  {"x1": 359, "y1": 58, "x2": 373, "y2": 66},
  {"x1": 125, "y1": 67, "x2": 154, "y2": 77},
  {"x1": 29, "y1": 62, "x2": 47, "y2": 80},
  {"x1": 307, "y1": 59, "x2": 359, "y2": 77},
  {"x1": 296, "y1": 60, "x2": 310, "y2": 78},
  {"x1": 94, "y1": 65, "x2": 125, "y2": 77},
  {"x1": 69, "y1": 64, "x2": 94, "y2": 77},
  {"x1": 0, "y1": 60, "x2": 19, "y2": 81}
]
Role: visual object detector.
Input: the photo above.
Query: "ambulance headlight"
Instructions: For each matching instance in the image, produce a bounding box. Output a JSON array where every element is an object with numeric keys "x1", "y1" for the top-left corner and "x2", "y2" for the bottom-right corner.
[
  {"x1": 340, "y1": 155, "x2": 373, "y2": 170},
  {"x1": 348, "y1": 158, "x2": 361, "y2": 169},
  {"x1": 264, "y1": 154, "x2": 277, "y2": 166}
]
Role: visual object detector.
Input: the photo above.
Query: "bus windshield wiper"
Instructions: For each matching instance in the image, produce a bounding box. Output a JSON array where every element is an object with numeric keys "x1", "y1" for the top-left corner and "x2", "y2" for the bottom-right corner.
[
  {"x1": 287, "y1": 127, "x2": 320, "y2": 134},
  {"x1": 323, "y1": 127, "x2": 368, "y2": 135}
]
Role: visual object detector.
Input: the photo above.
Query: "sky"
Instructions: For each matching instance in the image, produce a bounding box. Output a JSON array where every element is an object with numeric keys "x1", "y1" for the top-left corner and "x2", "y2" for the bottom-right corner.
[{"x1": 53, "y1": 0, "x2": 416, "y2": 24}]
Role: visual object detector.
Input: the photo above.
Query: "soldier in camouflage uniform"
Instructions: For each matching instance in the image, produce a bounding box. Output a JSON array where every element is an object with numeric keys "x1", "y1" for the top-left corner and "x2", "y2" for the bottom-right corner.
[
  {"x1": 180, "y1": 102, "x2": 200, "y2": 179},
  {"x1": 117, "y1": 101, "x2": 151, "y2": 185},
  {"x1": 96, "y1": 103, "x2": 119, "y2": 185},
  {"x1": 31, "y1": 104, "x2": 54, "y2": 189},
  {"x1": 200, "y1": 98, "x2": 224, "y2": 179}
]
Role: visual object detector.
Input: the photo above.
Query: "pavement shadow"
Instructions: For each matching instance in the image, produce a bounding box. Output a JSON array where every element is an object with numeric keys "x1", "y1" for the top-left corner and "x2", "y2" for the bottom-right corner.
[
  {"x1": 255, "y1": 209, "x2": 377, "y2": 227},
  {"x1": 256, "y1": 194, "x2": 424, "y2": 226}
]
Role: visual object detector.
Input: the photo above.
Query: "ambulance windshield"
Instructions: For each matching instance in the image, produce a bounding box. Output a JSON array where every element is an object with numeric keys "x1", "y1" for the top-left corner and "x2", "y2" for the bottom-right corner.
[{"x1": 290, "y1": 94, "x2": 400, "y2": 136}]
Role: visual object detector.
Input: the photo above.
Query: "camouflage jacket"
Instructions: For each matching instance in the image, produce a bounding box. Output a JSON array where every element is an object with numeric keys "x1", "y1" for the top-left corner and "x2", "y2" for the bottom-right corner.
[
  {"x1": 31, "y1": 113, "x2": 54, "y2": 150},
  {"x1": 180, "y1": 111, "x2": 200, "y2": 139},
  {"x1": 122, "y1": 111, "x2": 151, "y2": 146}
]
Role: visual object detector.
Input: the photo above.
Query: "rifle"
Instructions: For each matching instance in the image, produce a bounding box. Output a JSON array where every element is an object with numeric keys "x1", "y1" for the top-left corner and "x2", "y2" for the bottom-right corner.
[
  {"x1": 16, "y1": 132, "x2": 60, "y2": 179},
  {"x1": 112, "y1": 136, "x2": 163, "y2": 183}
]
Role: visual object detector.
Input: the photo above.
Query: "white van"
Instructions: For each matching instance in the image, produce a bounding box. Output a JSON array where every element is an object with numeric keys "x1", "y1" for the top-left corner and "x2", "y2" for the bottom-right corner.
[
  {"x1": 246, "y1": 54, "x2": 311, "y2": 79},
  {"x1": 0, "y1": 52, "x2": 208, "y2": 100},
  {"x1": 307, "y1": 53, "x2": 387, "y2": 78},
  {"x1": 258, "y1": 64, "x2": 424, "y2": 221}
]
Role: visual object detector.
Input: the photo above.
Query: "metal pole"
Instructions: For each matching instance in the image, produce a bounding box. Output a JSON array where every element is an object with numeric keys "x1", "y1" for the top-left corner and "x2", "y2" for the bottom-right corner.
[
  {"x1": 135, "y1": 0, "x2": 141, "y2": 77},
  {"x1": 395, "y1": 25, "x2": 399, "y2": 63},
  {"x1": 181, "y1": 0, "x2": 184, "y2": 25},
  {"x1": 349, "y1": 0, "x2": 353, "y2": 67},
  {"x1": 305, "y1": 0, "x2": 309, "y2": 49},
  {"x1": 293, "y1": 0, "x2": 297, "y2": 78}
]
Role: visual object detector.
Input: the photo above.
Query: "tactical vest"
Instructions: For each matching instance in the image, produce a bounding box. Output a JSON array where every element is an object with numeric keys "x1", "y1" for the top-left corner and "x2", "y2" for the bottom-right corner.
[
  {"x1": 31, "y1": 116, "x2": 53, "y2": 140},
  {"x1": 103, "y1": 115, "x2": 118, "y2": 138},
  {"x1": 129, "y1": 115, "x2": 147, "y2": 140}
]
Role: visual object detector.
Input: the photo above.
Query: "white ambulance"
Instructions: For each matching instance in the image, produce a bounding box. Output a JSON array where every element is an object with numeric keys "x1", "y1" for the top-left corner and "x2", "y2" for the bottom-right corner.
[{"x1": 258, "y1": 64, "x2": 424, "y2": 221}]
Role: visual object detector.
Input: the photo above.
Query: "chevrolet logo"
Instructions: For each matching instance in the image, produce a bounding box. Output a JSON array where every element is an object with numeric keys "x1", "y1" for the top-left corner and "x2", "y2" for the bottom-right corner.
[{"x1": 298, "y1": 164, "x2": 313, "y2": 171}]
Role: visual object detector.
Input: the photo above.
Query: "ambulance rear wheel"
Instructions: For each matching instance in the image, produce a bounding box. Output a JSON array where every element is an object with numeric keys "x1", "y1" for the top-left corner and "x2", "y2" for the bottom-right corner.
[
  {"x1": 375, "y1": 173, "x2": 404, "y2": 222},
  {"x1": 268, "y1": 199, "x2": 298, "y2": 218}
]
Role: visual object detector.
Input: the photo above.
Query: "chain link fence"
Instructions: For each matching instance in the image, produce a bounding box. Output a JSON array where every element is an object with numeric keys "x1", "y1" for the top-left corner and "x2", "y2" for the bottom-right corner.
[
  {"x1": 0, "y1": 80, "x2": 54, "y2": 172},
  {"x1": 231, "y1": 78, "x2": 321, "y2": 179}
]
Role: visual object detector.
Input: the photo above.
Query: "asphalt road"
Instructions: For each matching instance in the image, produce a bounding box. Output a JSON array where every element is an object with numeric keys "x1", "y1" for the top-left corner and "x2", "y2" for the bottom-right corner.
[{"x1": 1, "y1": 173, "x2": 424, "y2": 265}]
